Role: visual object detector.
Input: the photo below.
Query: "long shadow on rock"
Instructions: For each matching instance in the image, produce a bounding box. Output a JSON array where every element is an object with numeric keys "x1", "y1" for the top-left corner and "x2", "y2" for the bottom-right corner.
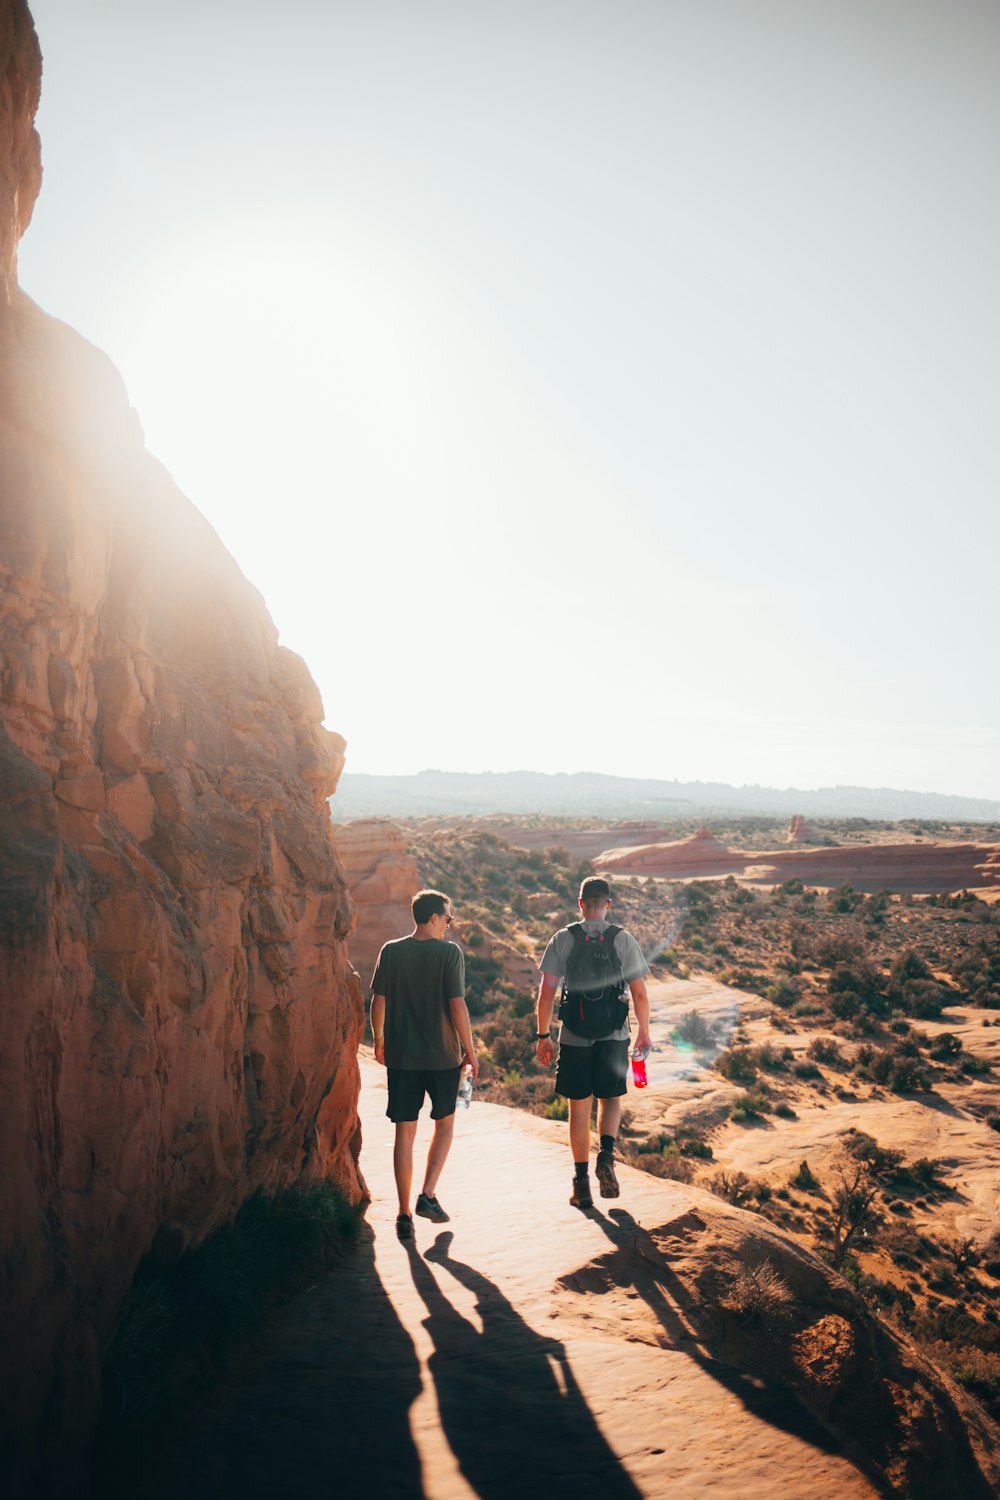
[
  {"x1": 407, "y1": 1232, "x2": 642, "y2": 1500},
  {"x1": 95, "y1": 1224, "x2": 424, "y2": 1500},
  {"x1": 581, "y1": 1207, "x2": 998, "y2": 1500}
]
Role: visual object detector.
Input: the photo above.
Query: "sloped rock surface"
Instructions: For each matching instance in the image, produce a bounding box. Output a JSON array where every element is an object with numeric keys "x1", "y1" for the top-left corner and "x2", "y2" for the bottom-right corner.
[
  {"x1": 0, "y1": 2, "x2": 363, "y2": 1488},
  {"x1": 102, "y1": 1062, "x2": 1000, "y2": 1499}
]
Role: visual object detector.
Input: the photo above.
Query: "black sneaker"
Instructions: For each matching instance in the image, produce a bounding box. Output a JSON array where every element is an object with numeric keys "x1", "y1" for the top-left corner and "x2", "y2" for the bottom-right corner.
[
  {"x1": 596, "y1": 1152, "x2": 620, "y2": 1199},
  {"x1": 415, "y1": 1192, "x2": 450, "y2": 1223},
  {"x1": 396, "y1": 1213, "x2": 414, "y2": 1241},
  {"x1": 570, "y1": 1175, "x2": 593, "y2": 1210}
]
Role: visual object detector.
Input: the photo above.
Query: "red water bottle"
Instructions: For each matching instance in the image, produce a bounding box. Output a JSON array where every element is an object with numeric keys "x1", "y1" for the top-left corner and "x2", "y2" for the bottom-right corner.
[{"x1": 631, "y1": 1047, "x2": 648, "y2": 1088}]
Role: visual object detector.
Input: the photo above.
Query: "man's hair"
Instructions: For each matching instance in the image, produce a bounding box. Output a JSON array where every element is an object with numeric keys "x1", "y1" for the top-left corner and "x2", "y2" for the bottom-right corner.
[
  {"x1": 579, "y1": 876, "x2": 612, "y2": 909},
  {"x1": 412, "y1": 889, "x2": 450, "y2": 925}
]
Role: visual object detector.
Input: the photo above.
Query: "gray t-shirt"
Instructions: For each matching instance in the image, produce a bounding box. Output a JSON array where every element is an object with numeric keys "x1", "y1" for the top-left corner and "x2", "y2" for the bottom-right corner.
[
  {"x1": 538, "y1": 918, "x2": 650, "y2": 1047},
  {"x1": 371, "y1": 936, "x2": 465, "y2": 1070}
]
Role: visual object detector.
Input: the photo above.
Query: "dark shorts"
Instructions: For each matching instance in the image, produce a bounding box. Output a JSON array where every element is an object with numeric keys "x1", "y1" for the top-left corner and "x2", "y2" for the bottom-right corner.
[
  {"x1": 387, "y1": 1066, "x2": 462, "y2": 1123},
  {"x1": 555, "y1": 1039, "x2": 630, "y2": 1101}
]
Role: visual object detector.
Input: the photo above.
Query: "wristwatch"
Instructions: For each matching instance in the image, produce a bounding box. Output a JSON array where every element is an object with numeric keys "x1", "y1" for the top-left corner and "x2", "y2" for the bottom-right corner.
[{"x1": 534, "y1": 1031, "x2": 551, "y2": 1040}]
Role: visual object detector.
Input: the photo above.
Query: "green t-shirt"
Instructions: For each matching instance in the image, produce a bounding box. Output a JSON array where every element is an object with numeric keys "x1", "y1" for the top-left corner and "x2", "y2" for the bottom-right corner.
[{"x1": 371, "y1": 936, "x2": 465, "y2": 1070}]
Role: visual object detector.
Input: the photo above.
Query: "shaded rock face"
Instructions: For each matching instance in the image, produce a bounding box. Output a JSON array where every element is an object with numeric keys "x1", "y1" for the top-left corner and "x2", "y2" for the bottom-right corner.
[
  {"x1": 333, "y1": 818, "x2": 422, "y2": 983},
  {"x1": 0, "y1": 2, "x2": 363, "y2": 1487}
]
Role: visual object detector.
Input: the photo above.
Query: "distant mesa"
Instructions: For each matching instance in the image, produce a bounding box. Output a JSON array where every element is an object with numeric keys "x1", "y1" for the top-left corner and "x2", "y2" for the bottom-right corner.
[{"x1": 598, "y1": 832, "x2": 1000, "y2": 895}]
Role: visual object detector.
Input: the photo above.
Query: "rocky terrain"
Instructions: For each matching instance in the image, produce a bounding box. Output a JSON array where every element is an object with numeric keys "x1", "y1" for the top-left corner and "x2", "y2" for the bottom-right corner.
[
  {"x1": 0, "y1": 5, "x2": 362, "y2": 1490},
  {"x1": 98, "y1": 1061, "x2": 1000, "y2": 1499},
  {"x1": 334, "y1": 817, "x2": 421, "y2": 983}
]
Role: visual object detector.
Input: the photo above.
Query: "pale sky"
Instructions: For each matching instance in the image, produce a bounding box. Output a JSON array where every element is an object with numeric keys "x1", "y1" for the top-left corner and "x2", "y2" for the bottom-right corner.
[{"x1": 18, "y1": 0, "x2": 1000, "y2": 799}]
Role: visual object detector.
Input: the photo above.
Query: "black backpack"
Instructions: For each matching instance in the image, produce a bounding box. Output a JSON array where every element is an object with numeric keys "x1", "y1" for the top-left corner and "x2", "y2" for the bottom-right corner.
[{"x1": 558, "y1": 923, "x2": 629, "y2": 1039}]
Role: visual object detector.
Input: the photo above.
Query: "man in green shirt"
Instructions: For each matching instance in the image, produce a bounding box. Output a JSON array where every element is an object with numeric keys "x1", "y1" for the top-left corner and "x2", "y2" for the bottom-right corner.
[{"x1": 371, "y1": 888, "x2": 478, "y2": 1241}]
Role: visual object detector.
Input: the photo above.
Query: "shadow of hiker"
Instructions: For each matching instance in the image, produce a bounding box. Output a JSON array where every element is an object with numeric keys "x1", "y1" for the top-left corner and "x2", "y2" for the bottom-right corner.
[
  {"x1": 582, "y1": 1209, "x2": 852, "y2": 1466},
  {"x1": 406, "y1": 1232, "x2": 642, "y2": 1500},
  {"x1": 95, "y1": 1223, "x2": 425, "y2": 1500}
]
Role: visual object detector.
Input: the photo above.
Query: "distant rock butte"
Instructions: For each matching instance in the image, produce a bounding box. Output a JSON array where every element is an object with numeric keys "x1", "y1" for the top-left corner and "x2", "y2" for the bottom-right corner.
[
  {"x1": 788, "y1": 813, "x2": 822, "y2": 844},
  {"x1": 0, "y1": 3, "x2": 362, "y2": 1487},
  {"x1": 598, "y1": 833, "x2": 1000, "y2": 894},
  {"x1": 334, "y1": 818, "x2": 422, "y2": 983}
]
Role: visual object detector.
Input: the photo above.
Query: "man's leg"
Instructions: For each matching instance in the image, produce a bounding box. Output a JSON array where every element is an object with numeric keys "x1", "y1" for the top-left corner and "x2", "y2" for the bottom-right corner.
[
  {"x1": 596, "y1": 1095, "x2": 622, "y2": 1199},
  {"x1": 568, "y1": 1096, "x2": 595, "y2": 1208},
  {"x1": 421, "y1": 1111, "x2": 455, "y2": 1198},
  {"x1": 393, "y1": 1120, "x2": 419, "y2": 1216},
  {"x1": 569, "y1": 1095, "x2": 593, "y2": 1162},
  {"x1": 597, "y1": 1096, "x2": 622, "y2": 1141}
]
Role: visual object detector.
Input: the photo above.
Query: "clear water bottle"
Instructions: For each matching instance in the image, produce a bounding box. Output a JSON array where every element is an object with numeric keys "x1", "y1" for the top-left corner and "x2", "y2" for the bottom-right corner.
[
  {"x1": 631, "y1": 1047, "x2": 649, "y2": 1089},
  {"x1": 457, "y1": 1065, "x2": 473, "y2": 1110}
]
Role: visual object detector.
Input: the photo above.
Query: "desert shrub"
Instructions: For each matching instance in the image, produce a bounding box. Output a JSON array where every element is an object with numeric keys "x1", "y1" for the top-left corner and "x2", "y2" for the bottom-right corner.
[
  {"x1": 930, "y1": 1032, "x2": 962, "y2": 1060},
  {"x1": 842, "y1": 1130, "x2": 904, "y2": 1178},
  {"x1": 730, "y1": 1088, "x2": 770, "y2": 1123},
  {"x1": 754, "y1": 1043, "x2": 789, "y2": 1073},
  {"x1": 544, "y1": 1096, "x2": 568, "y2": 1121},
  {"x1": 910, "y1": 1157, "x2": 943, "y2": 1188},
  {"x1": 718, "y1": 1262, "x2": 794, "y2": 1322},
  {"x1": 765, "y1": 978, "x2": 800, "y2": 1009},
  {"x1": 793, "y1": 1060, "x2": 822, "y2": 1080},
  {"x1": 807, "y1": 1036, "x2": 843, "y2": 1066},
  {"x1": 672, "y1": 1010, "x2": 715, "y2": 1048},
  {"x1": 791, "y1": 1160, "x2": 819, "y2": 1190},
  {"x1": 774, "y1": 1102, "x2": 797, "y2": 1119},
  {"x1": 715, "y1": 1047, "x2": 757, "y2": 1082},
  {"x1": 902, "y1": 978, "x2": 948, "y2": 1020},
  {"x1": 893, "y1": 948, "x2": 931, "y2": 984},
  {"x1": 959, "y1": 1053, "x2": 992, "y2": 1075},
  {"x1": 708, "y1": 1170, "x2": 754, "y2": 1206},
  {"x1": 636, "y1": 1152, "x2": 695, "y2": 1183}
]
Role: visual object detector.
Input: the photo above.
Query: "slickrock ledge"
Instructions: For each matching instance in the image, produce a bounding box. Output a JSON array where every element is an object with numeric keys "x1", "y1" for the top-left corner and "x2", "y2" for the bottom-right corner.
[
  {"x1": 107, "y1": 1059, "x2": 1000, "y2": 1499},
  {"x1": 0, "y1": 2, "x2": 363, "y2": 1488}
]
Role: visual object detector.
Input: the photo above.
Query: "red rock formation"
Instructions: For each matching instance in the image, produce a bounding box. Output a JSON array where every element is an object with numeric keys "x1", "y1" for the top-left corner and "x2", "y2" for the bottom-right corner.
[
  {"x1": 599, "y1": 834, "x2": 1000, "y2": 894},
  {"x1": 788, "y1": 813, "x2": 822, "y2": 844},
  {"x1": 0, "y1": 4, "x2": 363, "y2": 1487},
  {"x1": 333, "y1": 818, "x2": 422, "y2": 982}
]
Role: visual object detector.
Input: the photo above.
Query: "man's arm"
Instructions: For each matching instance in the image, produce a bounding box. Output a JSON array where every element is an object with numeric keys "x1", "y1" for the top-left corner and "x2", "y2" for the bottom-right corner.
[
  {"x1": 534, "y1": 973, "x2": 559, "y2": 1069},
  {"x1": 629, "y1": 978, "x2": 651, "y2": 1053},
  {"x1": 448, "y1": 996, "x2": 479, "y2": 1078},
  {"x1": 371, "y1": 993, "x2": 386, "y2": 1066}
]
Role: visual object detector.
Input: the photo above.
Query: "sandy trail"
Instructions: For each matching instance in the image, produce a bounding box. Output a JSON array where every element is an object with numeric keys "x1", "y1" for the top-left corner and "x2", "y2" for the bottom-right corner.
[{"x1": 126, "y1": 1056, "x2": 881, "y2": 1500}]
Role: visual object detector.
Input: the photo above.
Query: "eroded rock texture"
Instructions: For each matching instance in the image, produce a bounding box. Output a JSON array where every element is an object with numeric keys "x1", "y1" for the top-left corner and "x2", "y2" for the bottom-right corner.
[
  {"x1": 0, "y1": 3, "x2": 363, "y2": 1488},
  {"x1": 334, "y1": 818, "x2": 422, "y2": 984}
]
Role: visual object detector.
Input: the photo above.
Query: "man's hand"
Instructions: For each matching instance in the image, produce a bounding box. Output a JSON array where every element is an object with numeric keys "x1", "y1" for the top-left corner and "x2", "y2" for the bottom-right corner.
[
  {"x1": 634, "y1": 1029, "x2": 652, "y2": 1056},
  {"x1": 374, "y1": 1036, "x2": 385, "y2": 1066},
  {"x1": 463, "y1": 1048, "x2": 480, "y2": 1080},
  {"x1": 535, "y1": 1037, "x2": 555, "y2": 1069}
]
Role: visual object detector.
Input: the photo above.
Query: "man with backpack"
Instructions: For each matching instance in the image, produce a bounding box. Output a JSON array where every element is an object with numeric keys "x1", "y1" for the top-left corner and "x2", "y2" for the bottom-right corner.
[{"x1": 534, "y1": 877, "x2": 651, "y2": 1208}]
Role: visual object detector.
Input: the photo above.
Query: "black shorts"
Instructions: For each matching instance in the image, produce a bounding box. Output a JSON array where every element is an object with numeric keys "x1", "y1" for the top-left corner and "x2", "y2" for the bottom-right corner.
[
  {"x1": 386, "y1": 1066, "x2": 462, "y2": 1123},
  {"x1": 555, "y1": 1039, "x2": 630, "y2": 1101}
]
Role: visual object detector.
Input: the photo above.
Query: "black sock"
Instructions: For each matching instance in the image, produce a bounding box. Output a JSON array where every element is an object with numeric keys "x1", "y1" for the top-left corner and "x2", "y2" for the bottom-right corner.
[
  {"x1": 599, "y1": 1135, "x2": 616, "y2": 1156},
  {"x1": 574, "y1": 1161, "x2": 590, "y2": 1180}
]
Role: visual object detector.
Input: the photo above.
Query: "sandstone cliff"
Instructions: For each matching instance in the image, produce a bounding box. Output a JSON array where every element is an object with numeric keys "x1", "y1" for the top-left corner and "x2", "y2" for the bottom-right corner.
[
  {"x1": 333, "y1": 818, "x2": 421, "y2": 984},
  {"x1": 0, "y1": 3, "x2": 363, "y2": 1489}
]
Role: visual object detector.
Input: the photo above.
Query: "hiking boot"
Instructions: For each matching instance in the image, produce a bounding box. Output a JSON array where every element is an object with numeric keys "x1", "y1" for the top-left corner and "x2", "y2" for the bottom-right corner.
[
  {"x1": 596, "y1": 1151, "x2": 620, "y2": 1199},
  {"x1": 415, "y1": 1192, "x2": 450, "y2": 1223},
  {"x1": 570, "y1": 1174, "x2": 593, "y2": 1210}
]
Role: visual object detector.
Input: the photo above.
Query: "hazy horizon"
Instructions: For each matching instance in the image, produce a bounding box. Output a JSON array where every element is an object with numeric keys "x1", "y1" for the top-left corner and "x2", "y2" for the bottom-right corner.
[{"x1": 19, "y1": 0, "x2": 1000, "y2": 801}]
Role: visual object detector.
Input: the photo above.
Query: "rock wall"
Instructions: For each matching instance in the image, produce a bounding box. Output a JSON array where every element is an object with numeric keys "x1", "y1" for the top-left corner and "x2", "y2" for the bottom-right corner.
[
  {"x1": 0, "y1": 3, "x2": 364, "y2": 1488},
  {"x1": 333, "y1": 818, "x2": 422, "y2": 984}
]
